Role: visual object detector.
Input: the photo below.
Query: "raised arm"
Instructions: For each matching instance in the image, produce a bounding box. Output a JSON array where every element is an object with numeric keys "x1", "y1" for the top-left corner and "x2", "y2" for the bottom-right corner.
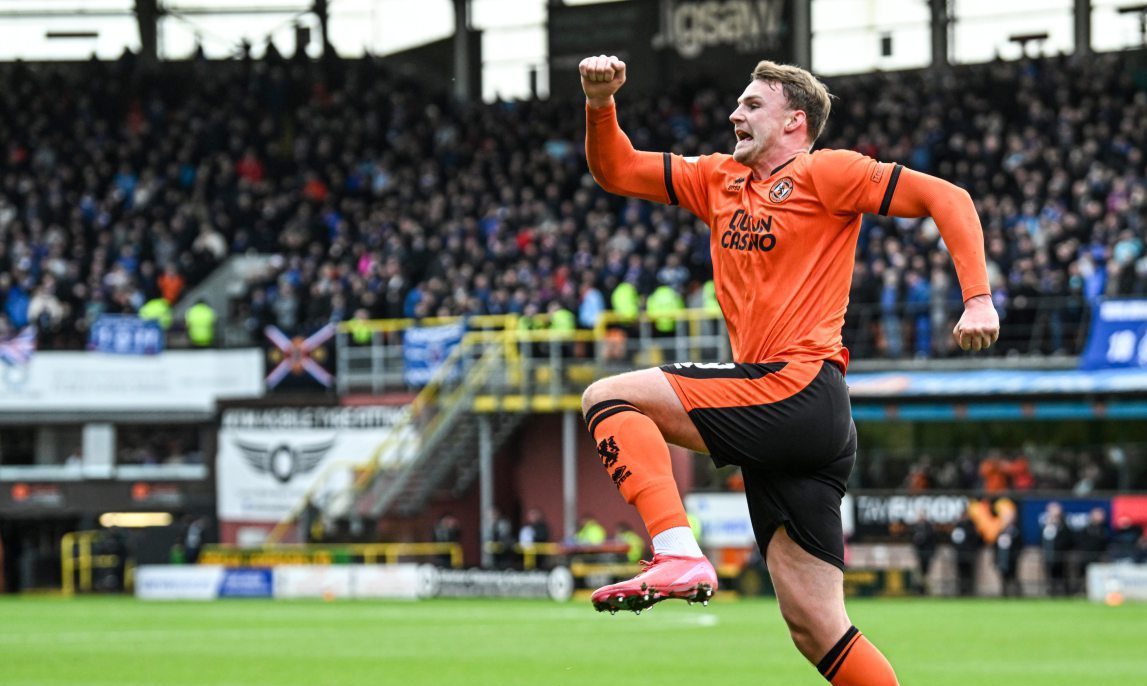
[
  {"x1": 581, "y1": 56, "x2": 673, "y2": 204},
  {"x1": 886, "y1": 168, "x2": 1000, "y2": 352}
]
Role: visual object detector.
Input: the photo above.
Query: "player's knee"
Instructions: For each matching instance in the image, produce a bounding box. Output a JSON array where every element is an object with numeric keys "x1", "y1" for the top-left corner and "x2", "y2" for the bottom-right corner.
[
  {"x1": 780, "y1": 608, "x2": 822, "y2": 662},
  {"x1": 780, "y1": 602, "x2": 841, "y2": 663},
  {"x1": 581, "y1": 378, "x2": 618, "y2": 418}
]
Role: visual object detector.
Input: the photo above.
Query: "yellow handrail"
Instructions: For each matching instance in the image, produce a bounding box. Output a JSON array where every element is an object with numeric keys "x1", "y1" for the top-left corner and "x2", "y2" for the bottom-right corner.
[
  {"x1": 199, "y1": 542, "x2": 463, "y2": 568},
  {"x1": 61, "y1": 530, "x2": 133, "y2": 595},
  {"x1": 338, "y1": 308, "x2": 724, "y2": 342}
]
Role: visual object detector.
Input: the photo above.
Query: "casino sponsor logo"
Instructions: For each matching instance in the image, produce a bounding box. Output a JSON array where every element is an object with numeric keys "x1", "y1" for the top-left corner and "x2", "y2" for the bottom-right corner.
[
  {"x1": 720, "y1": 209, "x2": 776, "y2": 252},
  {"x1": 768, "y1": 176, "x2": 793, "y2": 203}
]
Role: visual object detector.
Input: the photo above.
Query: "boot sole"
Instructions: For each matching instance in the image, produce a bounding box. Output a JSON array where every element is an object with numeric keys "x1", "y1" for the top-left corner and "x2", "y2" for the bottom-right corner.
[{"x1": 592, "y1": 581, "x2": 716, "y2": 615}]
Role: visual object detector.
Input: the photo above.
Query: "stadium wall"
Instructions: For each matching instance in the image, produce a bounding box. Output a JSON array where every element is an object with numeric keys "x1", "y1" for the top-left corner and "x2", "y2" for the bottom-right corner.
[{"x1": 377, "y1": 412, "x2": 692, "y2": 563}]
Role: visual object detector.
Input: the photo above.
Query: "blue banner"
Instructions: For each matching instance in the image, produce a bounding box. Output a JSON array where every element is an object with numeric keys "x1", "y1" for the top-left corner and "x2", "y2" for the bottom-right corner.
[
  {"x1": 1020, "y1": 498, "x2": 1111, "y2": 544},
  {"x1": 218, "y1": 568, "x2": 273, "y2": 598},
  {"x1": 846, "y1": 368, "x2": 1147, "y2": 397},
  {"x1": 1080, "y1": 299, "x2": 1147, "y2": 370},
  {"x1": 403, "y1": 322, "x2": 465, "y2": 387},
  {"x1": 89, "y1": 315, "x2": 164, "y2": 355}
]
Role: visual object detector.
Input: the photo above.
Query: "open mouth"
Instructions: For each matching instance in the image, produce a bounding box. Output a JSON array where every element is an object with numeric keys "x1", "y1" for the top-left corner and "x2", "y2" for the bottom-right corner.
[{"x1": 735, "y1": 130, "x2": 753, "y2": 142}]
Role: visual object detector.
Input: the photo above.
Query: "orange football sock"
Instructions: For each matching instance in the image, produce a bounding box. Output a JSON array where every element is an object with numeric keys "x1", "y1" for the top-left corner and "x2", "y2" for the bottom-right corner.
[
  {"x1": 817, "y1": 627, "x2": 899, "y2": 686},
  {"x1": 584, "y1": 400, "x2": 689, "y2": 537}
]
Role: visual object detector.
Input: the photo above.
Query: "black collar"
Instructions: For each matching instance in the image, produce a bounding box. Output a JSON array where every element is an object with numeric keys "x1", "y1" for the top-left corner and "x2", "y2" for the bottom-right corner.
[{"x1": 770, "y1": 156, "x2": 797, "y2": 176}]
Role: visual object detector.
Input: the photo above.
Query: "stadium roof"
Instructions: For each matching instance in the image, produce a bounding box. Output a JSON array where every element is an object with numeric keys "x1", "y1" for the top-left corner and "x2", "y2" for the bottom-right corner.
[{"x1": 0, "y1": 0, "x2": 1144, "y2": 100}]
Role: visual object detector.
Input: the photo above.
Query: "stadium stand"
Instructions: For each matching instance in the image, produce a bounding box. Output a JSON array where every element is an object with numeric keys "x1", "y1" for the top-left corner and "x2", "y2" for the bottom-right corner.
[{"x1": 1, "y1": 51, "x2": 1144, "y2": 359}]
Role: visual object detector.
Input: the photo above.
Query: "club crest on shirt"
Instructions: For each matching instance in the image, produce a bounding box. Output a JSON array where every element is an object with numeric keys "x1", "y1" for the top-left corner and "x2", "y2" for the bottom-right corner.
[{"x1": 768, "y1": 177, "x2": 794, "y2": 203}]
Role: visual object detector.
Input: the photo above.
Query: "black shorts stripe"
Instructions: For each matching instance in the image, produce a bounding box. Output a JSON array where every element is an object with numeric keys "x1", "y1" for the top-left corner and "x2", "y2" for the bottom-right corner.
[
  {"x1": 588, "y1": 405, "x2": 643, "y2": 435},
  {"x1": 662, "y1": 153, "x2": 679, "y2": 206},
  {"x1": 877, "y1": 163, "x2": 903, "y2": 216}
]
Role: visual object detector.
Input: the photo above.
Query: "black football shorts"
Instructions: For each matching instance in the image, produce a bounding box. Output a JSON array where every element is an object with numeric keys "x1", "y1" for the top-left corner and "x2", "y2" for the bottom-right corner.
[{"x1": 661, "y1": 359, "x2": 856, "y2": 570}]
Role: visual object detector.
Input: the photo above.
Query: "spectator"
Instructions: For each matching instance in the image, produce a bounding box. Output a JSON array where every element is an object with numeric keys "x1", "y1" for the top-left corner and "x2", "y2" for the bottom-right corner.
[
  {"x1": 951, "y1": 510, "x2": 981, "y2": 597},
  {"x1": 614, "y1": 521, "x2": 646, "y2": 564},
  {"x1": 904, "y1": 459, "x2": 932, "y2": 491},
  {"x1": 181, "y1": 516, "x2": 208, "y2": 564},
  {"x1": 1040, "y1": 502, "x2": 1073, "y2": 596},
  {"x1": 1004, "y1": 454, "x2": 1034, "y2": 491},
  {"x1": 610, "y1": 280, "x2": 640, "y2": 325},
  {"x1": 1076, "y1": 508, "x2": 1110, "y2": 587},
  {"x1": 157, "y1": 264, "x2": 185, "y2": 304},
  {"x1": 994, "y1": 507, "x2": 1022, "y2": 597},
  {"x1": 1108, "y1": 517, "x2": 1144, "y2": 563},
  {"x1": 184, "y1": 298, "x2": 216, "y2": 348},
  {"x1": 432, "y1": 513, "x2": 461, "y2": 568},
  {"x1": 574, "y1": 515, "x2": 606, "y2": 546},
  {"x1": 646, "y1": 280, "x2": 684, "y2": 335},
  {"x1": 139, "y1": 296, "x2": 172, "y2": 331},
  {"x1": 577, "y1": 280, "x2": 606, "y2": 329},
  {"x1": 979, "y1": 453, "x2": 1009, "y2": 493},
  {"x1": 518, "y1": 507, "x2": 550, "y2": 547},
  {"x1": 486, "y1": 507, "x2": 515, "y2": 569},
  {"x1": 909, "y1": 507, "x2": 936, "y2": 595}
]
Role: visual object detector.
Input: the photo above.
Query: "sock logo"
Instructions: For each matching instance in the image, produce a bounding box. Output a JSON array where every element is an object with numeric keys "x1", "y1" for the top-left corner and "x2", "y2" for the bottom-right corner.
[
  {"x1": 598, "y1": 437, "x2": 620, "y2": 468},
  {"x1": 598, "y1": 436, "x2": 632, "y2": 488}
]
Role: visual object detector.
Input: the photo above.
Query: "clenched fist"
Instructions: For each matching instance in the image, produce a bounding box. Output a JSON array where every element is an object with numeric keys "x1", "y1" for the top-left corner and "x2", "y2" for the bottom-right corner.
[
  {"x1": 579, "y1": 55, "x2": 627, "y2": 108},
  {"x1": 953, "y1": 294, "x2": 1000, "y2": 352}
]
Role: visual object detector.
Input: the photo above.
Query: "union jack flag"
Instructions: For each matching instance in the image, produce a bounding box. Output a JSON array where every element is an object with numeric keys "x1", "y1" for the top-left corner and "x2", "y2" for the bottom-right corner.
[{"x1": 0, "y1": 327, "x2": 36, "y2": 367}]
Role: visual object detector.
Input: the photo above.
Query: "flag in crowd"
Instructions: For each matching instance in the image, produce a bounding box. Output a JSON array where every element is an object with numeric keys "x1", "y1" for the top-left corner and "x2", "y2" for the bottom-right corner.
[{"x1": 0, "y1": 327, "x2": 37, "y2": 367}]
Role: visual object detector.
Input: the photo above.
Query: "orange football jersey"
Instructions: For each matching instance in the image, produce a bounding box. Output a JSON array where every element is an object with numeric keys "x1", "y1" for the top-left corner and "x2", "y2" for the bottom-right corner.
[{"x1": 665, "y1": 148, "x2": 899, "y2": 370}]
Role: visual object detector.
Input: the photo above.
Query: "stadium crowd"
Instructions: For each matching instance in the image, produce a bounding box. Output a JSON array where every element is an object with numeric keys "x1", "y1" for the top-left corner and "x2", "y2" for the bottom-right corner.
[
  {"x1": 0, "y1": 51, "x2": 1144, "y2": 357},
  {"x1": 899, "y1": 446, "x2": 1135, "y2": 492}
]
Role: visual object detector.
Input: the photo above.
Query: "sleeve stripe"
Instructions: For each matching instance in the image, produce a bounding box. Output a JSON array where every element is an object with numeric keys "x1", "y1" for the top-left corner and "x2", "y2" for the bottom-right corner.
[
  {"x1": 877, "y1": 163, "x2": 903, "y2": 216},
  {"x1": 662, "y1": 152, "x2": 679, "y2": 206}
]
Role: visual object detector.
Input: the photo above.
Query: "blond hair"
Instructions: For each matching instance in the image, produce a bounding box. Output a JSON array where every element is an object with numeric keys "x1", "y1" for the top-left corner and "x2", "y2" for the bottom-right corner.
[{"x1": 751, "y1": 61, "x2": 831, "y2": 144}]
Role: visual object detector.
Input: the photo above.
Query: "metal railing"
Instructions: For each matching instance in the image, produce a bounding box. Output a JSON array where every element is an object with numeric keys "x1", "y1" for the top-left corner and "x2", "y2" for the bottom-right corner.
[
  {"x1": 335, "y1": 295, "x2": 1090, "y2": 395},
  {"x1": 61, "y1": 530, "x2": 133, "y2": 595},
  {"x1": 336, "y1": 309, "x2": 731, "y2": 396},
  {"x1": 199, "y1": 542, "x2": 464, "y2": 568},
  {"x1": 843, "y1": 295, "x2": 1092, "y2": 360}
]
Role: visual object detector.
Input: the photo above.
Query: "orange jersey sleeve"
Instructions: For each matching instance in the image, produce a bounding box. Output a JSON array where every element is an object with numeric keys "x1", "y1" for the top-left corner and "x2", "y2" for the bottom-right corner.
[
  {"x1": 809, "y1": 149, "x2": 991, "y2": 301},
  {"x1": 585, "y1": 103, "x2": 712, "y2": 220},
  {"x1": 886, "y1": 168, "x2": 991, "y2": 301}
]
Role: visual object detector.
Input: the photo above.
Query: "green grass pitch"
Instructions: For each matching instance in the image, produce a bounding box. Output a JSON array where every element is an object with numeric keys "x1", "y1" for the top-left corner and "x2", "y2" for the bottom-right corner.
[{"x1": 1, "y1": 596, "x2": 1145, "y2": 685}]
